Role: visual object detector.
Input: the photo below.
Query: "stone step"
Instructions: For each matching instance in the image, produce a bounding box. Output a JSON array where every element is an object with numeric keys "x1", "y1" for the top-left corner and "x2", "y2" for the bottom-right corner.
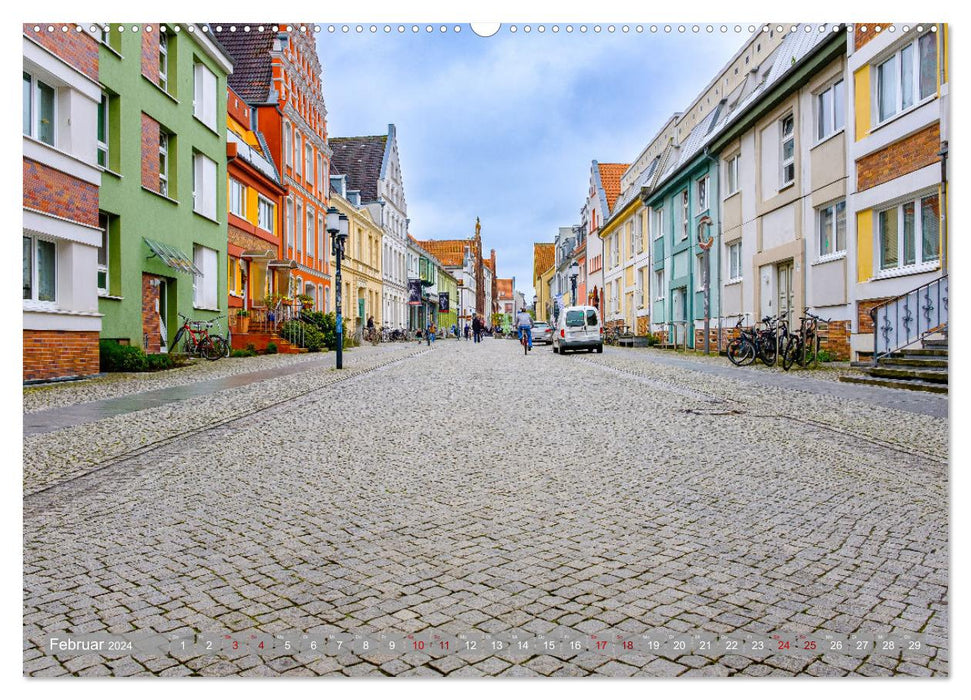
[
  {"x1": 839, "y1": 374, "x2": 949, "y2": 394},
  {"x1": 881, "y1": 357, "x2": 949, "y2": 369},
  {"x1": 231, "y1": 331, "x2": 305, "y2": 355},
  {"x1": 891, "y1": 348, "x2": 948, "y2": 358},
  {"x1": 868, "y1": 366, "x2": 949, "y2": 383},
  {"x1": 923, "y1": 338, "x2": 949, "y2": 348}
]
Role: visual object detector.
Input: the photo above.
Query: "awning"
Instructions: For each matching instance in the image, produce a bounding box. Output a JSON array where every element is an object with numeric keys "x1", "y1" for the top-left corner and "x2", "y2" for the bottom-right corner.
[
  {"x1": 241, "y1": 250, "x2": 276, "y2": 260},
  {"x1": 267, "y1": 259, "x2": 298, "y2": 269},
  {"x1": 144, "y1": 238, "x2": 201, "y2": 275}
]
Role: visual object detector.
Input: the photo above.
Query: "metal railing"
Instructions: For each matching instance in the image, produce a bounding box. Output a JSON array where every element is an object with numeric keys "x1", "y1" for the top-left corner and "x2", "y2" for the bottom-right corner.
[
  {"x1": 870, "y1": 274, "x2": 948, "y2": 364},
  {"x1": 667, "y1": 321, "x2": 689, "y2": 352}
]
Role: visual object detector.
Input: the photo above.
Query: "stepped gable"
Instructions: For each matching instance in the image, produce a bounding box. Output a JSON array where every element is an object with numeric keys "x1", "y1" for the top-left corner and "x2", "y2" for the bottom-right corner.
[
  {"x1": 597, "y1": 163, "x2": 629, "y2": 212},
  {"x1": 533, "y1": 242, "x2": 555, "y2": 279}
]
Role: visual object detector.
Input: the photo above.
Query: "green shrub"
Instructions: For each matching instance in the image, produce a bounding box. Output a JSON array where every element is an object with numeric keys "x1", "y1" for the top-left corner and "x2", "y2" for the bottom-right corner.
[
  {"x1": 145, "y1": 354, "x2": 174, "y2": 371},
  {"x1": 245, "y1": 343, "x2": 257, "y2": 354},
  {"x1": 231, "y1": 349, "x2": 256, "y2": 358},
  {"x1": 645, "y1": 334, "x2": 660, "y2": 347},
  {"x1": 816, "y1": 349, "x2": 837, "y2": 363},
  {"x1": 99, "y1": 339, "x2": 147, "y2": 372},
  {"x1": 279, "y1": 319, "x2": 328, "y2": 353},
  {"x1": 265, "y1": 342, "x2": 278, "y2": 354}
]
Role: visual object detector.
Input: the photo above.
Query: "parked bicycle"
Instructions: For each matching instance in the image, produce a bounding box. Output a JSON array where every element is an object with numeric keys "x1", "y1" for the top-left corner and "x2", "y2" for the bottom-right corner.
[
  {"x1": 782, "y1": 309, "x2": 829, "y2": 371},
  {"x1": 363, "y1": 327, "x2": 382, "y2": 345},
  {"x1": 727, "y1": 314, "x2": 785, "y2": 367},
  {"x1": 171, "y1": 313, "x2": 229, "y2": 360}
]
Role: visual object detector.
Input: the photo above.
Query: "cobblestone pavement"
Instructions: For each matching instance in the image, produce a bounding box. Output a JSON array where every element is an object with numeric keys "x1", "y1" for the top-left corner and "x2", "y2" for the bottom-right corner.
[{"x1": 23, "y1": 340, "x2": 948, "y2": 677}]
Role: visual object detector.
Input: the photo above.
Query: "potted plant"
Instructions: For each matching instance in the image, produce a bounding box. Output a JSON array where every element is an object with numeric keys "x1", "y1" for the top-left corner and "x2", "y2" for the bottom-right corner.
[
  {"x1": 236, "y1": 309, "x2": 251, "y2": 333},
  {"x1": 297, "y1": 293, "x2": 314, "y2": 309}
]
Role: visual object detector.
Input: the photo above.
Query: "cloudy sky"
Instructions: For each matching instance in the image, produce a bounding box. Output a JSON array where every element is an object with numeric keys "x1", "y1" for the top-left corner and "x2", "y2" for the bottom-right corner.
[{"x1": 318, "y1": 24, "x2": 747, "y2": 298}]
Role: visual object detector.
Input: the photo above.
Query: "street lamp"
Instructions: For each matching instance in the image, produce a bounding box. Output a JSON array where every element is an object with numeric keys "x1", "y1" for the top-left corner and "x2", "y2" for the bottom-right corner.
[
  {"x1": 327, "y1": 207, "x2": 349, "y2": 369},
  {"x1": 569, "y1": 262, "x2": 580, "y2": 306}
]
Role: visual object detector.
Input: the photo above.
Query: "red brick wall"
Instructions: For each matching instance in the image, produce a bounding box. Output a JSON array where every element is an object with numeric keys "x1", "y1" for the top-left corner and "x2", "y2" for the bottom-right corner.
[
  {"x1": 857, "y1": 297, "x2": 893, "y2": 334},
  {"x1": 820, "y1": 320, "x2": 851, "y2": 360},
  {"x1": 142, "y1": 274, "x2": 162, "y2": 353},
  {"x1": 23, "y1": 159, "x2": 98, "y2": 226},
  {"x1": 636, "y1": 316, "x2": 650, "y2": 335},
  {"x1": 141, "y1": 25, "x2": 161, "y2": 84},
  {"x1": 23, "y1": 330, "x2": 100, "y2": 382},
  {"x1": 857, "y1": 124, "x2": 941, "y2": 191},
  {"x1": 854, "y1": 24, "x2": 893, "y2": 50},
  {"x1": 141, "y1": 114, "x2": 160, "y2": 191},
  {"x1": 23, "y1": 24, "x2": 98, "y2": 82}
]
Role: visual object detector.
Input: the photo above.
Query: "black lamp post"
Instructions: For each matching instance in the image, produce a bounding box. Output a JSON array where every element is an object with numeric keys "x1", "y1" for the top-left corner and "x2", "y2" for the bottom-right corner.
[
  {"x1": 569, "y1": 262, "x2": 580, "y2": 306},
  {"x1": 327, "y1": 207, "x2": 349, "y2": 369}
]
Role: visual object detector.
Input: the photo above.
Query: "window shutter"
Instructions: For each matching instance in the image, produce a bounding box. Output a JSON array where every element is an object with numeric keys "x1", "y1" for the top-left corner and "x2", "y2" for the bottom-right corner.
[
  {"x1": 193, "y1": 64, "x2": 203, "y2": 120},
  {"x1": 193, "y1": 245, "x2": 202, "y2": 306},
  {"x1": 204, "y1": 66, "x2": 217, "y2": 129},
  {"x1": 193, "y1": 155, "x2": 203, "y2": 212},
  {"x1": 203, "y1": 155, "x2": 217, "y2": 218}
]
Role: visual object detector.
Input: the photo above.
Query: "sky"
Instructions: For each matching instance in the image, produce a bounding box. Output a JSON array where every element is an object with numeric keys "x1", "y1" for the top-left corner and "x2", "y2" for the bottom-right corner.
[{"x1": 317, "y1": 23, "x2": 745, "y2": 299}]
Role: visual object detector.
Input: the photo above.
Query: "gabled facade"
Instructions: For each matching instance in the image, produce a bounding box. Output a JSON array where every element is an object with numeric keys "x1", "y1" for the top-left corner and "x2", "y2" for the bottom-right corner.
[
  {"x1": 23, "y1": 24, "x2": 103, "y2": 381},
  {"x1": 413, "y1": 218, "x2": 488, "y2": 326},
  {"x1": 496, "y1": 277, "x2": 515, "y2": 330},
  {"x1": 97, "y1": 23, "x2": 233, "y2": 355},
  {"x1": 582, "y1": 162, "x2": 627, "y2": 316},
  {"x1": 532, "y1": 242, "x2": 555, "y2": 322},
  {"x1": 847, "y1": 24, "x2": 948, "y2": 360},
  {"x1": 330, "y1": 125, "x2": 409, "y2": 328},
  {"x1": 217, "y1": 24, "x2": 333, "y2": 312}
]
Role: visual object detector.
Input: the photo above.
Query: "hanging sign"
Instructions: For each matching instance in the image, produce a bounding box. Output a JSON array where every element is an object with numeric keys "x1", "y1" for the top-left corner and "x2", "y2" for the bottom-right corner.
[
  {"x1": 408, "y1": 278, "x2": 422, "y2": 306},
  {"x1": 438, "y1": 292, "x2": 449, "y2": 312}
]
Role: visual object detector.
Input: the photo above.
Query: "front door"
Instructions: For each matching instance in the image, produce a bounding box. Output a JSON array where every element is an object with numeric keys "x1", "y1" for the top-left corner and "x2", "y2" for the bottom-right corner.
[
  {"x1": 158, "y1": 280, "x2": 169, "y2": 353},
  {"x1": 672, "y1": 287, "x2": 686, "y2": 346},
  {"x1": 776, "y1": 261, "x2": 794, "y2": 328}
]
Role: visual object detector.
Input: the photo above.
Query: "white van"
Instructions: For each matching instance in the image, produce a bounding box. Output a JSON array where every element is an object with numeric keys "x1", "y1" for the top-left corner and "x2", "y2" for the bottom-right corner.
[{"x1": 552, "y1": 305, "x2": 604, "y2": 354}]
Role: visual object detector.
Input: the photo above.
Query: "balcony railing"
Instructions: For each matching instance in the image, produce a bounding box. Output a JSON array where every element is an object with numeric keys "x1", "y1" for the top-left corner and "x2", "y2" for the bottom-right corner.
[{"x1": 870, "y1": 274, "x2": 948, "y2": 363}]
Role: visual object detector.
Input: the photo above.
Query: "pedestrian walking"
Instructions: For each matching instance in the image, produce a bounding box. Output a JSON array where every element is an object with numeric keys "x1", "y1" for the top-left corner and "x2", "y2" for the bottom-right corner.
[
  {"x1": 464, "y1": 323, "x2": 471, "y2": 340},
  {"x1": 472, "y1": 315, "x2": 482, "y2": 343},
  {"x1": 427, "y1": 322, "x2": 436, "y2": 345}
]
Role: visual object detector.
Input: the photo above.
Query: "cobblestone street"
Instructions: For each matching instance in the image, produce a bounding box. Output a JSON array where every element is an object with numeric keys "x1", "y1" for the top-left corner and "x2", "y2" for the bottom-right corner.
[{"x1": 23, "y1": 340, "x2": 949, "y2": 677}]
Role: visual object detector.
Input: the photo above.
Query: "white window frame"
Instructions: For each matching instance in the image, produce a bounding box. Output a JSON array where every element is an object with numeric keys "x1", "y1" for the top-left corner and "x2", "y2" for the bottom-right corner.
[
  {"x1": 652, "y1": 207, "x2": 664, "y2": 240},
  {"x1": 97, "y1": 93, "x2": 109, "y2": 167},
  {"x1": 229, "y1": 178, "x2": 246, "y2": 218},
  {"x1": 697, "y1": 175, "x2": 710, "y2": 213},
  {"x1": 23, "y1": 71, "x2": 56, "y2": 146},
  {"x1": 780, "y1": 114, "x2": 795, "y2": 187},
  {"x1": 159, "y1": 131, "x2": 169, "y2": 196},
  {"x1": 696, "y1": 253, "x2": 706, "y2": 291},
  {"x1": 284, "y1": 121, "x2": 292, "y2": 166},
  {"x1": 319, "y1": 213, "x2": 326, "y2": 266},
  {"x1": 305, "y1": 142, "x2": 313, "y2": 183},
  {"x1": 193, "y1": 62, "x2": 218, "y2": 131},
  {"x1": 317, "y1": 153, "x2": 324, "y2": 192},
  {"x1": 727, "y1": 240, "x2": 742, "y2": 282},
  {"x1": 680, "y1": 190, "x2": 689, "y2": 240},
  {"x1": 285, "y1": 196, "x2": 294, "y2": 247},
  {"x1": 98, "y1": 212, "x2": 110, "y2": 295},
  {"x1": 296, "y1": 201, "x2": 303, "y2": 254},
  {"x1": 725, "y1": 154, "x2": 740, "y2": 196},
  {"x1": 192, "y1": 152, "x2": 218, "y2": 219},
  {"x1": 874, "y1": 31, "x2": 939, "y2": 127},
  {"x1": 257, "y1": 195, "x2": 275, "y2": 232},
  {"x1": 158, "y1": 31, "x2": 169, "y2": 92},
  {"x1": 294, "y1": 131, "x2": 302, "y2": 177},
  {"x1": 876, "y1": 191, "x2": 941, "y2": 274},
  {"x1": 307, "y1": 206, "x2": 315, "y2": 259},
  {"x1": 815, "y1": 79, "x2": 846, "y2": 142},
  {"x1": 654, "y1": 268, "x2": 665, "y2": 301},
  {"x1": 192, "y1": 244, "x2": 219, "y2": 309},
  {"x1": 816, "y1": 199, "x2": 847, "y2": 259},
  {"x1": 23, "y1": 234, "x2": 57, "y2": 306}
]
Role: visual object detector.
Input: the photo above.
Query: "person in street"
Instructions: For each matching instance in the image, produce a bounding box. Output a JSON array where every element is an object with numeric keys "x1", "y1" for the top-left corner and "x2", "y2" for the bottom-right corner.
[
  {"x1": 472, "y1": 315, "x2": 482, "y2": 343},
  {"x1": 464, "y1": 323, "x2": 471, "y2": 340},
  {"x1": 516, "y1": 307, "x2": 534, "y2": 351},
  {"x1": 427, "y1": 322, "x2": 436, "y2": 345},
  {"x1": 366, "y1": 315, "x2": 374, "y2": 330}
]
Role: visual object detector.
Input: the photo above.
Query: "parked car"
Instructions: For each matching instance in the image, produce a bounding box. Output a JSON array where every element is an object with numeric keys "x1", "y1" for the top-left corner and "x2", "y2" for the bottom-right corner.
[
  {"x1": 552, "y1": 305, "x2": 604, "y2": 354},
  {"x1": 532, "y1": 322, "x2": 553, "y2": 345}
]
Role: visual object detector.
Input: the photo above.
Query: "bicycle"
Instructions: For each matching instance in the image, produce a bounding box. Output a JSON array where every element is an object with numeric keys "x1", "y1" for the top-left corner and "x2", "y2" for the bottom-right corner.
[
  {"x1": 363, "y1": 326, "x2": 381, "y2": 345},
  {"x1": 783, "y1": 309, "x2": 828, "y2": 371},
  {"x1": 171, "y1": 313, "x2": 227, "y2": 360},
  {"x1": 518, "y1": 326, "x2": 531, "y2": 354},
  {"x1": 726, "y1": 314, "x2": 781, "y2": 367}
]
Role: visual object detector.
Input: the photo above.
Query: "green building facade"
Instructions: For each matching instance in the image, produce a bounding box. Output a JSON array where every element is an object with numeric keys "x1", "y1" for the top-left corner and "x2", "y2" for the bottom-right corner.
[
  {"x1": 437, "y1": 267, "x2": 458, "y2": 333},
  {"x1": 97, "y1": 24, "x2": 233, "y2": 352}
]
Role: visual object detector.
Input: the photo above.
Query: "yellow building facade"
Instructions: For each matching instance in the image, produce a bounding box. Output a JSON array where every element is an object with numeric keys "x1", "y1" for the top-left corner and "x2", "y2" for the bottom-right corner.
[{"x1": 329, "y1": 191, "x2": 383, "y2": 335}]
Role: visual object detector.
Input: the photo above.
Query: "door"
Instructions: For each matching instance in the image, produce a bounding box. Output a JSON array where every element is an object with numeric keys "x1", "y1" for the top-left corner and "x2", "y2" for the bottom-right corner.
[
  {"x1": 776, "y1": 261, "x2": 794, "y2": 328},
  {"x1": 672, "y1": 287, "x2": 686, "y2": 346},
  {"x1": 158, "y1": 279, "x2": 169, "y2": 353}
]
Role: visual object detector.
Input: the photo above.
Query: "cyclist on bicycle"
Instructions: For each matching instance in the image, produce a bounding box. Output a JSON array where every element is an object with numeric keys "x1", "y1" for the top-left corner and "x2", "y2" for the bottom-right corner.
[{"x1": 515, "y1": 308, "x2": 533, "y2": 351}]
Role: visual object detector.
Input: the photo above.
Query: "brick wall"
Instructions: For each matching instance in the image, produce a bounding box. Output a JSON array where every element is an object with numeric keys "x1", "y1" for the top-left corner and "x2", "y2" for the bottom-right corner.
[
  {"x1": 854, "y1": 24, "x2": 893, "y2": 50},
  {"x1": 141, "y1": 25, "x2": 161, "y2": 84},
  {"x1": 857, "y1": 123, "x2": 941, "y2": 191},
  {"x1": 23, "y1": 159, "x2": 98, "y2": 226},
  {"x1": 23, "y1": 24, "x2": 98, "y2": 81},
  {"x1": 858, "y1": 297, "x2": 893, "y2": 334},
  {"x1": 819, "y1": 320, "x2": 851, "y2": 360},
  {"x1": 23, "y1": 330, "x2": 100, "y2": 382},
  {"x1": 636, "y1": 316, "x2": 650, "y2": 336},
  {"x1": 142, "y1": 274, "x2": 162, "y2": 353},
  {"x1": 141, "y1": 114, "x2": 160, "y2": 191}
]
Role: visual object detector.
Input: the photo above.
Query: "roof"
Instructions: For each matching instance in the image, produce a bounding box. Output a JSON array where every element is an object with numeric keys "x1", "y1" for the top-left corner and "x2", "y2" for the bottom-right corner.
[
  {"x1": 496, "y1": 278, "x2": 514, "y2": 299},
  {"x1": 610, "y1": 156, "x2": 660, "y2": 217},
  {"x1": 597, "y1": 163, "x2": 629, "y2": 211},
  {"x1": 328, "y1": 135, "x2": 389, "y2": 204},
  {"x1": 412, "y1": 239, "x2": 473, "y2": 268},
  {"x1": 533, "y1": 242, "x2": 555, "y2": 280},
  {"x1": 213, "y1": 27, "x2": 276, "y2": 103},
  {"x1": 484, "y1": 258, "x2": 495, "y2": 272}
]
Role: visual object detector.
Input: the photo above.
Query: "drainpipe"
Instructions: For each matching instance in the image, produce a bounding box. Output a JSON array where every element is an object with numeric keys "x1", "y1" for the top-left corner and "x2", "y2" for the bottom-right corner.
[{"x1": 703, "y1": 147, "x2": 722, "y2": 354}]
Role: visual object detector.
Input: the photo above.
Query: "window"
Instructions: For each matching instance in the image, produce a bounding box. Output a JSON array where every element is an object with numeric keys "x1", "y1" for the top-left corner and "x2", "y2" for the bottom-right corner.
[
  {"x1": 780, "y1": 114, "x2": 795, "y2": 186},
  {"x1": 697, "y1": 176, "x2": 709, "y2": 213},
  {"x1": 816, "y1": 79, "x2": 845, "y2": 141},
  {"x1": 294, "y1": 132, "x2": 302, "y2": 177},
  {"x1": 158, "y1": 32, "x2": 169, "y2": 92},
  {"x1": 23, "y1": 235, "x2": 56, "y2": 303},
  {"x1": 627, "y1": 221, "x2": 635, "y2": 257},
  {"x1": 192, "y1": 244, "x2": 218, "y2": 309},
  {"x1": 876, "y1": 31, "x2": 938, "y2": 124},
  {"x1": 655, "y1": 269, "x2": 665, "y2": 301},
  {"x1": 285, "y1": 197, "x2": 294, "y2": 247},
  {"x1": 284, "y1": 122, "x2": 292, "y2": 166},
  {"x1": 98, "y1": 213, "x2": 110, "y2": 294},
  {"x1": 317, "y1": 153, "x2": 324, "y2": 192},
  {"x1": 296, "y1": 201, "x2": 303, "y2": 253},
  {"x1": 229, "y1": 178, "x2": 246, "y2": 218},
  {"x1": 227, "y1": 256, "x2": 242, "y2": 297},
  {"x1": 307, "y1": 207, "x2": 315, "y2": 258},
  {"x1": 696, "y1": 254, "x2": 706, "y2": 291},
  {"x1": 159, "y1": 132, "x2": 169, "y2": 196},
  {"x1": 817, "y1": 200, "x2": 847, "y2": 257},
  {"x1": 728, "y1": 241, "x2": 742, "y2": 281},
  {"x1": 23, "y1": 72, "x2": 55, "y2": 146},
  {"x1": 640, "y1": 211, "x2": 648, "y2": 252},
  {"x1": 193, "y1": 62, "x2": 218, "y2": 130},
  {"x1": 305, "y1": 143, "x2": 313, "y2": 182},
  {"x1": 319, "y1": 214, "x2": 326, "y2": 263},
  {"x1": 652, "y1": 207, "x2": 664, "y2": 239},
  {"x1": 680, "y1": 190, "x2": 689, "y2": 240},
  {"x1": 726, "y1": 154, "x2": 740, "y2": 195},
  {"x1": 97, "y1": 93, "x2": 109, "y2": 167},
  {"x1": 878, "y1": 193, "x2": 940, "y2": 271},
  {"x1": 639, "y1": 268, "x2": 647, "y2": 306},
  {"x1": 192, "y1": 153, "x2": 217, "y2": 218},
  {"x1": 258, "y1": 195, "x2": 275, "y2": 232}
]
